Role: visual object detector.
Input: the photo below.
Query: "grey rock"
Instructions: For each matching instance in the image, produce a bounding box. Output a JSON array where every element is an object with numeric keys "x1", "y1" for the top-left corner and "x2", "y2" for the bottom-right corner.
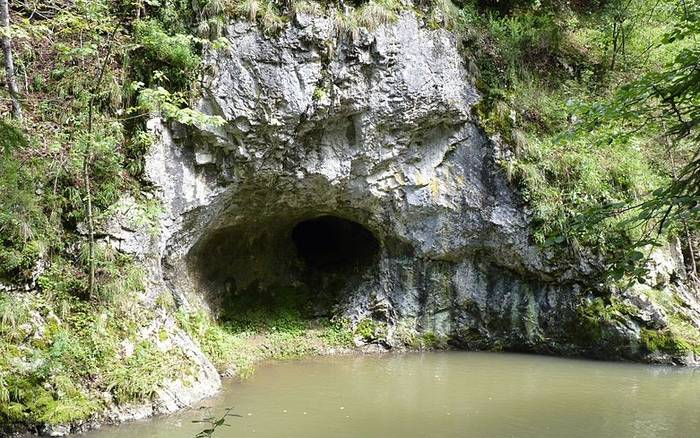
[
  {"x1": 42, "y1": 425, "x2": 70, "y2": 437},
  {"x1": 624, "y1": 289, "x2": 668, "y2": 329}
]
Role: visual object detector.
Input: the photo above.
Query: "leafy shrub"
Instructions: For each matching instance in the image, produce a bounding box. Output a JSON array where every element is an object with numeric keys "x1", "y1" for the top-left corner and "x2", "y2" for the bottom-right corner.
[
  {"x1": 133, "y1": 19, "x2": 201, "y2": 90},
  {"x1": 515, "y1": 127, "x2": 662, "y2": 249},
  {"x1": 0, "y1": 122, "x2": 52, "y2": 280},
  {"x1": 354, "y1": 318, "x2": 387, "y2": 342},
  {"x1": 320, "y1": 318, "x2": 354, "y2": 347}
]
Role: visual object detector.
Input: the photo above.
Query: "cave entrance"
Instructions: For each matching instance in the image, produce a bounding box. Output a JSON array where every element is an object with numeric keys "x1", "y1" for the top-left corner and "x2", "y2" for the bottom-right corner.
[
  {"x1": 292, "y1": 215, "x2": 380, "y2": 272},
  {"x1": 187, "y1": 213, "x2": 380, "y2": 323}
]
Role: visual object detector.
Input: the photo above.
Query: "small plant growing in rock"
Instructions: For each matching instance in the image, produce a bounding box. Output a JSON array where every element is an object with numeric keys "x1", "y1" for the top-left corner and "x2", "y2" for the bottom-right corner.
[{"x1": 354, "y1": 318, "x2": 387, "y2": 343}]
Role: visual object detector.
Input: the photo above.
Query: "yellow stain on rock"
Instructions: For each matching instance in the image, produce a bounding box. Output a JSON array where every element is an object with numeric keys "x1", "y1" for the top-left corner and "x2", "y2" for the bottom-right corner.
[
  {"x1": 429, "y1": 177, "x2": 441, "y2": 198},
  {"x1": 394, "y1": 171, "x2": 406, "y2": 186}
]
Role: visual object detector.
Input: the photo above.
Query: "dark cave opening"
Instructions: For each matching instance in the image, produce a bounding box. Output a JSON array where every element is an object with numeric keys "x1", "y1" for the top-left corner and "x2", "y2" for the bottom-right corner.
[
  {"x1": 291, "y1": 215, "x2": 380, "y2": 272},
  {"x1": 187, "y1": 214, "x2": 380, "y2": 320}
]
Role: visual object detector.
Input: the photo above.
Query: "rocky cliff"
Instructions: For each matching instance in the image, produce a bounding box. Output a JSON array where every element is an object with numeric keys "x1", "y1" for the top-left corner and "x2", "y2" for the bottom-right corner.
[{"x1": 107, "y1": 11, "x2": 700, "y2": 419}]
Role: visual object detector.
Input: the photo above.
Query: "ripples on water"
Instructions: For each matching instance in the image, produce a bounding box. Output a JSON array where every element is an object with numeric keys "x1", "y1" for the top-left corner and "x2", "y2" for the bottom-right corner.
[{"x1": 85, "y1": 352, "x2": 700, "y2": 438}]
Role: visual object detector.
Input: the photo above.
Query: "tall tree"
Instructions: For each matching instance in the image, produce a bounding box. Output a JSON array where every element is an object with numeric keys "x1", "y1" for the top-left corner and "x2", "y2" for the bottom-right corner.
[{"x1": 0, "y1": 0, "x2": 22, "y2": 119}]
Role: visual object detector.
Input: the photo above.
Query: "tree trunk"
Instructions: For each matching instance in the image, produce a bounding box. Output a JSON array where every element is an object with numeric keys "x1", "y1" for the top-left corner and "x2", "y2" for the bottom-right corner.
[
  {"x1": 1, "y1": 0, "x2": 22, "y2": 119},
  {"x1": 684, "y1": 225, "x2": 698, "y2": 279},
  {"x1": 84, "y1": 25, "x2": 118, "y2": 299},
  {"x1": 82, "y1": 146, "x2": 96, "y2": 299},
  {"x1": 610, "y1": 21, "x2": 618, "y2": 71}
]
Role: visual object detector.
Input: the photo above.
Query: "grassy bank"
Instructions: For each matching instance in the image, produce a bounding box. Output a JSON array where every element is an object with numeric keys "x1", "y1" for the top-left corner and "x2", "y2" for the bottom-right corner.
[{"x1": 177, "y1": 310, "x2": 357, "y2": 379}]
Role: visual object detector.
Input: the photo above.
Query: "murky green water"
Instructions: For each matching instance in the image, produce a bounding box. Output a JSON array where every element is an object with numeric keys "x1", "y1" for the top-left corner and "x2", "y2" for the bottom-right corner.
[{"x1": 85, "y1": 352, "x2": 700, "y2": 438}]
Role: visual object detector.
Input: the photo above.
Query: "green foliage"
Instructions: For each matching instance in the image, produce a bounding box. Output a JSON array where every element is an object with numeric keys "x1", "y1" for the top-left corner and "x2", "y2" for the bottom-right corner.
[
  {"x1": 74, "y1": 127, "x2": 127, "y2": 213},
  {"x1": 177, "y1": 310, "x2": 258, "y2": 377},
  {"x1": 576, "y1": 295, "x2": 638, "y2": 344},
  {"x1": 178, "y1": 307, "x2": 356, "y2": 380},
  {"x1": 396, "y1": 324, "x2": 450, "y2": 349},
  {"x1": 320, "y1": 318, "x2": 354, "y2": 347},
  {"x1": 355, "y1": 0, "x2": 403, "y2": 30},
  {"x1": 2, "y1": 0, "x2": 698, "y2": 429},
  {"x1": 580, "y1": 4, "x2": 699, "y2": 219},
  {"x1": 0, "y1": 296, "x2": 31, "y2": 342},
  {"x1": 456, "y1": 0, "x2": 698, "y2": 279},
  {"x1": 634, "y1": 286, "x2": 700, "y2": 354},
  {"x1": 122, "y1": 129, "x2": 155, "y2": 176},
  {"x1": 224, "y1": 307, "x2": 307, "y2": 333},
  {"x1": 488, "y1": 11, "x2": 565, "y2": 76},
  {"x1": 0, "y1": 370, "x2": 98, "y2": 426},
  {"x1": 230, "y1": 0, "x2": 286, "y2": 34},
  {"x1": 330, "y1": 0, "x2": 403, "y2": 39},
  {"x1": 192, "y1": 0, "x2": 230, "y2": 39},
  {"x1": 106, "y1": 341, "x2": 186, "y2": 404},
  {"x1": 559, "y1": 1, "x2": 700, "y2": 277},
  {"x1": 291, "y1": 0, "x2": 325, "y2": 18},
  {"x1": 515, "y1": 127, "x2": 662, "y2": 249},
  {"x1": 133, "y1": 19, "x2": 201, "y2": 90},
  {"x1": 133, "y1": 84, "x2": 226, "y2": 127},
  {"x1": 354, "y1": 318, "x2": 376, "y2": 340},
  {"x1": 2, "y1": 0, "x2": 290, "y2": 424},
  {"x1": 0, "y1": 276, "x2": 185, "y2": 427},
  {"x1": 265, "y1": 331, "x2": 316, "y2": 359},
  {"x1": 0, "y1": 121, "x2": 52, "y2": 280},
  {"x1": 225, "y1": 0, "x2": 406, "y2": 35},
  {"x1": 96, "y1": 254, "x2": 146, "y2": 304},
  {"x1": 476, "y1": 0, "x2": 542, "y2": 15},
  {"x1": 37, "y1": 258, "x2": 88, "y2": 303},
  {"x1": 419, "y1": 331, "x2": 449, "y2": 349},
  {"x1": 579, "y1": 296, "x2": 637, "y2": 324},
  {"x1": 354, "y1": 318, "x2": 387, "y2": 342},
  {"x1": 427, "y1": 0, "x2": 461, "y2": 29}
]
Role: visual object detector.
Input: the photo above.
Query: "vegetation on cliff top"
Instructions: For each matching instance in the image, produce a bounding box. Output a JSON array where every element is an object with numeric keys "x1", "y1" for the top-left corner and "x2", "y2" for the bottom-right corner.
[
  {"x1": 0, "y1": 0, "x2": 698, "y2": 430},
  {"x1": 459, "y1": 0, "x2": 699, "y2": 279}
]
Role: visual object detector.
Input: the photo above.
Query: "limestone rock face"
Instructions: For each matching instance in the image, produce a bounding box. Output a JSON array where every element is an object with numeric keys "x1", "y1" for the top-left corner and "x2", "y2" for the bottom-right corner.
[{"x1": 140, "y1": 11, "x2": 700, "y2": 380}]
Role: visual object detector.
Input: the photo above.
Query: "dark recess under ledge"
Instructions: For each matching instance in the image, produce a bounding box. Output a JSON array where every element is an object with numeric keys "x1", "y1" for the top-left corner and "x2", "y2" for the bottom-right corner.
[{"x1": 187, "y1": 214, "x2": 381, "y2": 319}]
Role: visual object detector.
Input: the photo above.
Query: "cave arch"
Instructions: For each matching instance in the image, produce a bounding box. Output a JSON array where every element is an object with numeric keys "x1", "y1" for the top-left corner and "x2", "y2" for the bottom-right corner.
[{"x1": 186, "y1": 213, "x2": 381, "y2": 320}]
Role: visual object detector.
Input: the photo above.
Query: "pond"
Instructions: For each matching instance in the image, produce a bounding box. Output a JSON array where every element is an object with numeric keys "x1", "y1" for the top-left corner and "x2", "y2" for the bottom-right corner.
[{"x1": 85, "y1": 352, "x2": 700, "y2": 438}]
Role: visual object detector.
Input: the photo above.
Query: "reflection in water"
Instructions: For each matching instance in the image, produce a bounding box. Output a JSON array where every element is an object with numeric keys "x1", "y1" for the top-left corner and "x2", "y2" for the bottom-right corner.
[{"x1": 86, "y1": 352, "x2": 700, "y2": 438}]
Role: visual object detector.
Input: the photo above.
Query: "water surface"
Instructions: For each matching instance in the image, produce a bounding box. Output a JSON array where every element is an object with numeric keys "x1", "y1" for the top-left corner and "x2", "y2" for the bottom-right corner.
[{"x1": 86, "y1": 352, "x2": 700, "y2": 438}]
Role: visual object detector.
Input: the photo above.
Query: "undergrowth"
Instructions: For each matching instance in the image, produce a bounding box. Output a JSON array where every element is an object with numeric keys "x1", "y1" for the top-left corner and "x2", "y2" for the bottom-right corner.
[
  {"x1": 177, "y1": 309, "x2": 355, "y2": 379},
  {"x1": 0, "y1": 283, "x2": 190, "y2": 427},
  {"x1": 0, "y1": 0, "x2": 223, "y2": 427},
  {"x1": 453, "y1": 0, "x2": 693, "y2": 276}
]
